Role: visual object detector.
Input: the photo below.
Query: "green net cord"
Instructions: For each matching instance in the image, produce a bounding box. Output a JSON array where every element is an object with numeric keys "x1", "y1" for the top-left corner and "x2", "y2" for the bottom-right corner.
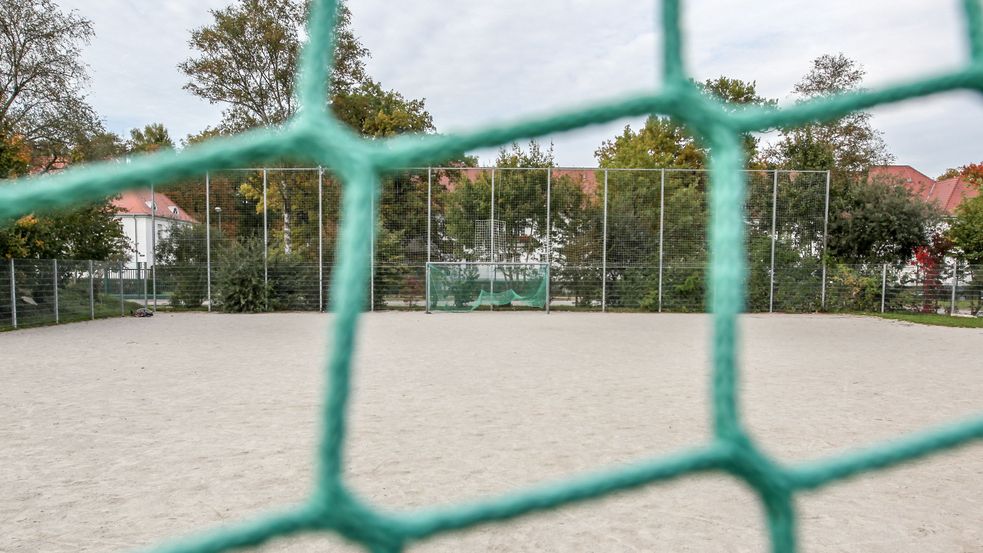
[{"x1": 1, "y1": 1, "x2": 982, "y2": 552}]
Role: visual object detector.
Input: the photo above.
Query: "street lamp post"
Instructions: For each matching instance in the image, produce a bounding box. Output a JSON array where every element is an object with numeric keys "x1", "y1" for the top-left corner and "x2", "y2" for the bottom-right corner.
[{"x1": 214, "y1": 206, "x2": 222, "y2": 230}]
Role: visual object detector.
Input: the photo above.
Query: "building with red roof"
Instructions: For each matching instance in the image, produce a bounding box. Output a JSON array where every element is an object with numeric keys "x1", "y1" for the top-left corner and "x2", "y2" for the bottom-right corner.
[
  {"x1": 869, "y1": 165, "x2": 979, "y2": 215},
  {"x1": 112, "y1": 189, "x2": 197, "y2": 268}
]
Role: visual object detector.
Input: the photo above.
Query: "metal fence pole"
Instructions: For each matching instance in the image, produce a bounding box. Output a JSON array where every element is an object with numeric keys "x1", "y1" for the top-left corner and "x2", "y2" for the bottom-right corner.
[
  {"x1": 658, "y1": 169, "x2": 666, "y2": 313},
  {"x1": 490, "y1": 169, "x2": 495, "y2": 310},
  {"x1": 881, "y1": 264, "x2": 888, "y2": 313},
  {"x1": 427, "y1": 168, "x2": 433, "y2": 265},
  {"x1": 769, "y1": 170, "x2": 779, "y2": 313},
  {"x1": 951, "y1": 261, "x2": 958, "y2": 316},
  {"x1": 89, "y1": 259, "x2": 95, "y2": 320},
  {"x1": 119, "y1": 261, "x2": 125, "y2": 316},
  {"x1": 602, "y1": 170, "x2": 608, "y2": 312},
  {"x1": 53, "y1": 259, "x2": 59, "y2": 324},
  {"x1": 318, "y1": 167, "x2": 324, "y2": 312},
  {"x1": 143, "y1": 262, "x2": 148, "y2": 308},
  {"x1": 150, "y1": 182, "x2": 157, "y2": 312},
  {"x1": 9, "y1": 259, "x2": 15, "y2": 329},
  {"x1": 262, "y1": 169, "x2": 269, "y2": 292},
  {"x1": 426, "y1": 168, "x2": 432, "y2": 313},
  {"x1": 546, "y1": 168, "x2": 552, "y2": 314},
  {"x1": 370, "y1": 186, "x2": 375, "y2": 312},
  {"x1": 820, "y1": 170, "x2": 831, "y2": 309},
  {"x1": 205, "y1": 172, "x2": 212, "y2": 312}
]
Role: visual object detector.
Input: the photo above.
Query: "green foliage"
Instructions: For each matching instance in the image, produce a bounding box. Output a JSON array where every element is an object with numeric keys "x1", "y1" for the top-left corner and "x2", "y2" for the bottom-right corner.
[
  {"x1": 129, "y1": 124, "x2": 174, "y2": 154},
  {"x1": 180, "y1": 0, "x2": 427, "y2": 138},
  {"x1": 0, "y1": 132, "x2": 31, "y2": 178},
  {"x1": 71, "y1": 131, "x2": 126, "y2": 163},
  {"x1": 0, "y1": 201, "x2": 128, "y2": 261},
  {"x1": 215, "y1": 236, "x2": 321, "y2": 312},
  {"x1": 267, "y1": 252, "x2": 319, "y2": 310},
  {"x1": 824, "y1": 265, "x2": 889, "y2": 313},
  {"x1": 867, "y1": 311, "x2": 983, "y2": 328},
  {"x1": 765, "y1": 54, "x2": 891, "y2": 174},
  {"x1": 828, "y1": 177, "x2": 941, "y2": 264},
  {"x1": 949, "y1": 195, "x2": 983, "y2": 263},
  {"x1": 155, "y1": 224, "x2": 211, "y2": 308},
  {"x1": 0, "y1": 0, "x2": 101, "y2": 172},
  {"x1": 596, "y1": 77, "x2": 772, "y2": 170},
  {"x1": 215, "y1": 237, "x2": 273, "y2": 312}
]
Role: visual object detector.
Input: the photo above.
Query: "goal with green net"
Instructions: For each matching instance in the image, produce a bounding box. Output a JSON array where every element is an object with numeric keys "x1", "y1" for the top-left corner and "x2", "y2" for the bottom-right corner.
[{"x1": 425, "y1": 262, "x2": 549, "y2": 313}]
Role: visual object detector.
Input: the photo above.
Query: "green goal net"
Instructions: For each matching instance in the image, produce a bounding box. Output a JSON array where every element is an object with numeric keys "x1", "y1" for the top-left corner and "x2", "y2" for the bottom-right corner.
[
  {"x1": 426, "y1": 262, "x2": 549, "y2": 312},
  {"x1": 1, "y1": 0, "x2": 982, "y2": 552}
]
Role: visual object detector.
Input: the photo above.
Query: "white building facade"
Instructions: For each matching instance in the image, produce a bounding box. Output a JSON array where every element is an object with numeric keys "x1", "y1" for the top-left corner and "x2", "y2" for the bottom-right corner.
[{"x1": 112, "y1": 190, "x2": 197, "y2": 269}]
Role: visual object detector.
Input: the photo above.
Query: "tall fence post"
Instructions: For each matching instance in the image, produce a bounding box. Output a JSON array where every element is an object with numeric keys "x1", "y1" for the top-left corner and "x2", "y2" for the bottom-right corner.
[
  {"x1": 262, "y1": 169, "x2": 269, "y2": 298},
  {"x1": 602, "y1": 169, "x2": 608, "y2": 312},
  {"x1": 820, "y1": 170, "x2": 831, "y2": 309},
  {"x1": 318, "y1": 167, "x2": 324, "y2": 312},
  {"x1": 769, "y1": 170, "x2": 779, "y2": 313},
  {"x1": 426, "y1": 168, "x2": 432, "y2": 313},
  {"x1": 658, "y1": 169, "x2": 666, "y2": 313},
  {"x1": 205, "y1": 172, "x2": 212, "y2": 312},
  {"x1": 143, "y1": 261, "x2": 148, "y2": 308},
  {"x1": 53, "y1": 259, "x2": 59, "y2": 324},
  {"x1": 545, "y1": 168, "x2": 552, "y2": 314},
  {"x1": 881, "y1": 264, "x2": 888, "y2": 313},
  {"x1": 9, "y1": 259, "x2": 15, "y2": 329},
  {"x1": 119, "y1": 261, "x2": 125, "y2": 317},
  {"x1": 370, "y1": 183, "x2": 375, "y2": 312},
  {"x1": 150, "y1": 182, "x2": 157, "y2": 312},
  {"x1": 951, "y1": 261, "x2": 958, "y2": 316},
  {"x1": 490, "y1": 168, "x2": 495, "y2": 310},
  {"x1": 89, "y1": 260, "x2": 95, "y2": 320}
]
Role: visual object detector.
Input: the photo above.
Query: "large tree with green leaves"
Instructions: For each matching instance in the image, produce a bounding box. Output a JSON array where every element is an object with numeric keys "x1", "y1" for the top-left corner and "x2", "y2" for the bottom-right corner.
[
  {"x1": 595, "y1": 77, "x2": 773, "y2": 170},
  {"x1": 180, "y1": 0, "x2": 434, "y2": 255},
  {"x1": 128, "y1": 123, "x2": 174, "y2": 155},
  {"x1": 0, "y1": 0, "x2": 102, "y2": 173},
  {"x1": 765, "y1": 54, "x2": 892, "y2": 173},
  {"x1": 949, "y1": 194, "x2": 983, "y2": 264}
]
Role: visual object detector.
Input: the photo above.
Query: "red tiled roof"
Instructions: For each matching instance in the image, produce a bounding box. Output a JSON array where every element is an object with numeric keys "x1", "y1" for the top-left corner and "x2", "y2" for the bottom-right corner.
[
  {"x1": 438, "y1": 168, "x2": 599, "y2": 196},
  {"x1": 112, "y1": 189, "x2": 198, "y2": 223},
  {"x1": 869, "y1": 165, "x2": 979, "y2": 214}
]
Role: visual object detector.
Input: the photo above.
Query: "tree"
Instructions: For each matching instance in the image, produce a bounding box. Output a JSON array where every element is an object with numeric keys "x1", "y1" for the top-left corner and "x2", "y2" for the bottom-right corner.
[
  {"x1": 181, "y1": 0, "x2": 433, "y2": 255},
  {"x1": 766, "y1": 54, "x2": 891, "y2": 173},
  {"x1": 949, "y1": 194, "x2": 983, "y2": 264},
  {"x1": 937, "y1": 167, "x2": 963, "y2": 181},
  {"x1": 827, "y1": 176, "x2": 941, "y2": 264},
  {"x1": 0, "y1": 201, "x2": 128, "y2": 260},
  {"x1": 71, "y1": 131, "x2": 126, "y2": 163},
  {"x1": 128, "y1": 123, "x2": 174, "y2": 154},
  {"x1": 0, "y1": 131, "x2": 30, "y2": 178},
  {"x1": 0, "y1": 0, "x2": 101, "y2": 173},
  {"x1": 595, "y1": 77, "x2": 773, "y2": 170},
  {"x1": 948, "y1": 194, "x2": 983, "y2": 315}
]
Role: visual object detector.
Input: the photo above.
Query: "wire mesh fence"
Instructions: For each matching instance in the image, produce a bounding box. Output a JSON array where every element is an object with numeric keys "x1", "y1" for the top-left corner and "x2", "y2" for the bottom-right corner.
[{"x1": 5, "y1": 167, "x2": 982, "y2": 329}]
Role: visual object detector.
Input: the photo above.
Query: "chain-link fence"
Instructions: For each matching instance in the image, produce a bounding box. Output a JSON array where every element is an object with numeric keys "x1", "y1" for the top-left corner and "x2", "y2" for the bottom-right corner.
[{"x1": 5, "y1": 167, "x2": 981, "y2": 329}]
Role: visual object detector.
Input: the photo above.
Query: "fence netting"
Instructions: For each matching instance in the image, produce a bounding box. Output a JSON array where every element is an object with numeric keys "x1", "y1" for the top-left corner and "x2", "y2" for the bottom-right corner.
[
  {"x1": 2, "y1": 1, "x2": 983, "y2": 552},
  {"x1": 6, "y1": 168, "x2": 983, "y2": 323}
]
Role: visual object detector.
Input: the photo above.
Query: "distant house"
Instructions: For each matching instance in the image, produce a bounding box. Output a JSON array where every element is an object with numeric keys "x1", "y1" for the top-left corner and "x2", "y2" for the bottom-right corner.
[
  {"x1": 112, "y1": 190, "x2": 197, "y2": 268},
  {"x1": 869, "y1": 165, "x2": 980, "y2": 215}
]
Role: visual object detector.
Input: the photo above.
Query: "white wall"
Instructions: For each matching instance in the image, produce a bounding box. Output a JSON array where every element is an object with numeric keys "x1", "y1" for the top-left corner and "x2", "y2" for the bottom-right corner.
[{"x1": 116, "y1": 215, "x2": 189, "y2": 269}]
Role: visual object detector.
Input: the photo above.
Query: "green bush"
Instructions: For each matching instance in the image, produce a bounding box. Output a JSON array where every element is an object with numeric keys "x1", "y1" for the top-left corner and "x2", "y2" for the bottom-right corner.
[{"x1": 215, "y1": 238, "x2": 273, "y2": 312}]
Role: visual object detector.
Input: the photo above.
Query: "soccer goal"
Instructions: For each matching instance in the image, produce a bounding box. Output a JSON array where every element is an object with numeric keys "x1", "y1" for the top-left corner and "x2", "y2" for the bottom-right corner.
[{"x1": 426, "y1": 262, "x2": 550, "y2": 313}]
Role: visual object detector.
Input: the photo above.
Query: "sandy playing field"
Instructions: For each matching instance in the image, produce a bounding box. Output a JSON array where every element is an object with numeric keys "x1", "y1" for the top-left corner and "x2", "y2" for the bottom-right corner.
[{"x1": 1, "y1": 312, "x2": 981, "y2": 553}]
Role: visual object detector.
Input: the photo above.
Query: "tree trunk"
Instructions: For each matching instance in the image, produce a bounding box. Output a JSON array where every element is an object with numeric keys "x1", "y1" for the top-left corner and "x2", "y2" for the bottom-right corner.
[{"x1": 281, "y1": 181, "x2": 292, "y2": 255}]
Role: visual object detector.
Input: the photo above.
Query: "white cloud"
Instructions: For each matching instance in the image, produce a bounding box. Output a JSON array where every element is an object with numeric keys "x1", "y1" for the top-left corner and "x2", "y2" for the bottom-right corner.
[{"x1": 58, "y1": 0, "x2": 982, "y2": 175}]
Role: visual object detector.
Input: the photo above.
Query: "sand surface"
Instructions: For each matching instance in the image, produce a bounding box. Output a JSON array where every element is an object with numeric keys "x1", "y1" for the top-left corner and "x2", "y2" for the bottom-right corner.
[{"x1": 1, "y1": 312, "x2": 981, "y2": 552}]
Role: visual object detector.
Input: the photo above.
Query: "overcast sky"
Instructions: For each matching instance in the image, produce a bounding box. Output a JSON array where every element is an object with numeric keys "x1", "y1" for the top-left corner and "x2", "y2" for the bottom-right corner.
[{"x1": 59, "y1": 0, "x2": 983, "y2": 177}]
